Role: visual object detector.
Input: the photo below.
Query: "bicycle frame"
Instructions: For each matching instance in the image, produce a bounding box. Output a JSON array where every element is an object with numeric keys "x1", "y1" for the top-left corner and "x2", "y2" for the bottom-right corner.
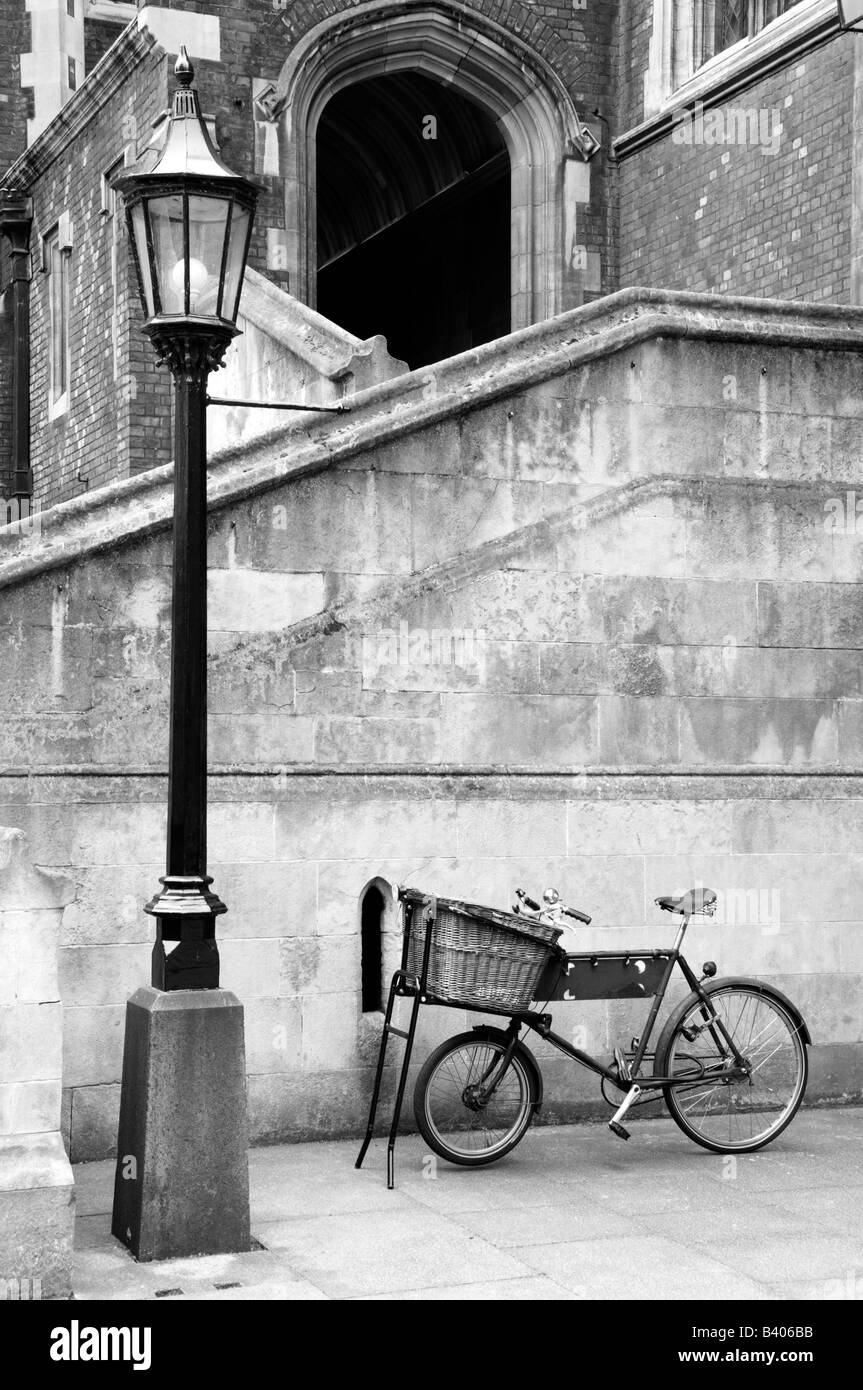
[{"x1": 475, "y1": 911, "x2": 750, "y2": 1103}]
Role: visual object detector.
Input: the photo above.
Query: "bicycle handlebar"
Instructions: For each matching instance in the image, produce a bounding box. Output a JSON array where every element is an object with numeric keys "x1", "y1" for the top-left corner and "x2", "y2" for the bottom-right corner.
[
  {"x1": 564, "y1": 907, "x2": 592, "y2": 925},
  {"x1": 514, "y1": 888, "x2": 592, "y2": 926}
]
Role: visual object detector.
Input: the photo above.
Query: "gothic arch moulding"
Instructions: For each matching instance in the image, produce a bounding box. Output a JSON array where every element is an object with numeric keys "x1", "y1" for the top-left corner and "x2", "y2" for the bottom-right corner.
[{"x1": 273, "y1": 0, "x2": 597, "y2": 331}]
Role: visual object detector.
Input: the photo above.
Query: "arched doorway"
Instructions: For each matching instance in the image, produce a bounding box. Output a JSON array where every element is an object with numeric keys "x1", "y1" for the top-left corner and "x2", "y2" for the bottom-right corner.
[
  {"x1": 274, "y1": 1, "x2": 597, "y2": 335},
  {"x1": 316, "y1": 73, "x2": 510, "y2": 368}
]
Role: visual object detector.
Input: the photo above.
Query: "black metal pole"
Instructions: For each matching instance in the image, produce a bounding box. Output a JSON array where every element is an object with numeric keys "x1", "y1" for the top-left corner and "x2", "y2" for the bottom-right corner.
[
  {"x1": 167, "y1": 368, "x2": 208, "y2": 881},
  {"x1": 207, "y1": 394, "x2": 348, "y2": 413},
  {"x1": 144, "y1": 326, "x2": 233, "y2": 989},
  {"x1": 0, "y1": 198, "x2": 33, "y2": 501}
]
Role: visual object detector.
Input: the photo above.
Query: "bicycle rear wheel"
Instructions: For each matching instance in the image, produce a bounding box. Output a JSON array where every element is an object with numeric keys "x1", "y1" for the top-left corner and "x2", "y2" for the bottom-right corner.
[
  {"x1": 658, "y1": 984, "x2": 807, "y2": 1153},
  {"x1": 413, "y1": 1030, "x2": 538, "y2": 1167}
]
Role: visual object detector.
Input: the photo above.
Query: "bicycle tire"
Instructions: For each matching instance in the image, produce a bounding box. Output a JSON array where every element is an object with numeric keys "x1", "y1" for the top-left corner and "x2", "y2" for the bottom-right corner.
[
  {"x1": 413, "y1": 1029, "x2": 539, "y2": 1167},
  {"x1": 657, "y1": 982, "x2": 808, "y2": 1154}
]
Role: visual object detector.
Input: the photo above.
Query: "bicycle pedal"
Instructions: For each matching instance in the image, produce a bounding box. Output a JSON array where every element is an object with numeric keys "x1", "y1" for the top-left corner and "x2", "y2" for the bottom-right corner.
[{"x1": 608, "y1": 1121, "x2": 630, "y2": 1141}]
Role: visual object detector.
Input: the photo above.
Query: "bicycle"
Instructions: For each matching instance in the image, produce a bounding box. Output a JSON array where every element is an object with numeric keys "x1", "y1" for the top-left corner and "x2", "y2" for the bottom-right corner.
[{"x1": 357, "y1": 884, "x2": 811, "y2": 1185}]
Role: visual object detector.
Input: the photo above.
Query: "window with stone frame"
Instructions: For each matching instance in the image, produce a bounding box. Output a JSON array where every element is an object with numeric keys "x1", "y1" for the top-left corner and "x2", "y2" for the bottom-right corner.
[
  {"x1": 44, "y1": 223, "x2": 71, "y2": 415},
  {"x1": 694, "y1": 1, "x2": 804, "y2": 70}
]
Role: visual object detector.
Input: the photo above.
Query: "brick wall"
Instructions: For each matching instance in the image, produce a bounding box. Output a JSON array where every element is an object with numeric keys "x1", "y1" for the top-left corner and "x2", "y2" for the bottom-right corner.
[
  {"x1": 619, "y1": 39, "x2": 854, "y2": 301},
  {"x1": 0, "y1": 0, "x2": 29, "y2": 494},
  {"x1": 0, "y1": 0, "x2": 29, "y2": 179},
  {"x1": 619, "y1": 0, "x2": 656, "y2": 135},
  {"x1": 84, "y1": 18, "x2": 127, "y2": 78},
  {"x1": 27, "y1": 47, "x2": 178, "y2": 504}
]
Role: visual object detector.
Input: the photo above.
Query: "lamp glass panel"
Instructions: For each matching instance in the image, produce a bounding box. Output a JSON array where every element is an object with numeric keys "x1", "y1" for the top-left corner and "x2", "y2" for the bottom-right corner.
[
  {"x1": 187, "y1": 194, "x2": 231, "y2": 317},
  {"x1": 129, "y1": 201, "x2": 156, "y2": 317},
  {"x1": 147, "y1": 194, "x2": 186, "y2": 314},
  {"x1": 841, "y1": 0, "x2": 863, "y2": 25},
  {"x1": 221, "y1": 203, "x2": 251, "y2": 324}
]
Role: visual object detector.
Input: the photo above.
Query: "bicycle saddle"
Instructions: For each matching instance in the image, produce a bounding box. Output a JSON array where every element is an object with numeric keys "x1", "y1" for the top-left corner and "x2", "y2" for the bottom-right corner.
[{"x1": 655, "y1": 887, "x2": 717, "y2": 916}]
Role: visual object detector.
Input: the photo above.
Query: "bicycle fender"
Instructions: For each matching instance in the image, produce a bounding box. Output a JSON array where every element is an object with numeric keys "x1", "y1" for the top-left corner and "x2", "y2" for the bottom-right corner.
[
  {"x1": 654, "y1": 976, "x2": 811, "y2": 1074},
  {"x1": 470, "y1": 1025, "x2": 544, "y2": 1114}
]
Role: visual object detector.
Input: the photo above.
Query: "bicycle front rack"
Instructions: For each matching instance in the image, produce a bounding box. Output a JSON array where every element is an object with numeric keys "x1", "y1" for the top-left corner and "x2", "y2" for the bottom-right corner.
[{"x1": 355, "y1": 893, "x2": 437, "y2": 1189}]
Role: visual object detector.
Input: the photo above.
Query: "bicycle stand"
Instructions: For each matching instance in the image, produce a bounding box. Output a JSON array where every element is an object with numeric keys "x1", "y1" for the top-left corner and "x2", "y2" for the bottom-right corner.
[{"x1": 355, "y1": 895, "x2": 437, "y2": 1189}]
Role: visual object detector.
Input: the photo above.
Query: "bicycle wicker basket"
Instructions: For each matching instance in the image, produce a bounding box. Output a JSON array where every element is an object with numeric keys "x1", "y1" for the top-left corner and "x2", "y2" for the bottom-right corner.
[{"x1": 400, "y1": 887, "x2": 563, "y2": 1013}]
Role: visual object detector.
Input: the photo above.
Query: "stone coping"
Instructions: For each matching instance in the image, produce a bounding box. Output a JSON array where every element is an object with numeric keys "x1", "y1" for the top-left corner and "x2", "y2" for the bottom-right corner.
[
  {"x1": 2, "y1": 286, "x2": 863, "y2": 592},
  {"x1": 238, "y1": 267, "x2": 405, "y2": 381},
  {"x1": 1, "y1": 767, "x2": 863, "y2": 786}
]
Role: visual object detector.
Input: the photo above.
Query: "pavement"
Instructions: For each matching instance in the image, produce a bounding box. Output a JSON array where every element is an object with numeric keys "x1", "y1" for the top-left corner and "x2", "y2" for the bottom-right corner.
[{"x1": 72, "y1": 1107, "x2": 863, "y2": 1301}]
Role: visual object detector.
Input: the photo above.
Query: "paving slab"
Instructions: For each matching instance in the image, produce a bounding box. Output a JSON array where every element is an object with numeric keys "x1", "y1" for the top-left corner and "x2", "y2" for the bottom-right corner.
[
  {"x1": 700, "y1": 1235, "x2": 863, "y2": 1286},
  {"x1": 761, "y1": 1275, "x2": 863, "y2": 1302},
  {"x1": 363, "y1": 1275, "x2": 580, "y2": 1300},
  {"x1": 255, "y1": 1207, "x2": 531, "y2": 1298},
  {"x1": 517, "y1": 1234, "x2": 772, "y2": 1301},
  {"x1": 451, "y1": 1202, "x2": 634, "y2": 1246},
  {"x1": 70, "y1": 1107, "x2": 863, "y2": 1301}
]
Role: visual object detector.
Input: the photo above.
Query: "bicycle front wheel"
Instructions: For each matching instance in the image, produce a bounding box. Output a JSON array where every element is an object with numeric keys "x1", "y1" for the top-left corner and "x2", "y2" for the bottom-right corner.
[
  {"x1": 659, "y1": 984, "x2": 808, "y2": 1153},
  {"x1": 413, "y1": 1030, "x2": 538, "y2": 1167}
]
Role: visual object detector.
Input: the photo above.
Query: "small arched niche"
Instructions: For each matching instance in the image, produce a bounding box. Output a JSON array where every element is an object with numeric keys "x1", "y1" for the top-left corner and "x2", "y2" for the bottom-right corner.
[{"x1": 358, "y1": 877, "x2": 395, "y2": 1013}]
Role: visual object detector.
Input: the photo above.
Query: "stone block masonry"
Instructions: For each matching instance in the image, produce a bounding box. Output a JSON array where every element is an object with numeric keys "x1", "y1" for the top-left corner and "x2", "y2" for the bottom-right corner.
[
  {"x1": 0, "y1": 829, "x2": 75, "y2": 1298},
  {"x1": 0, "y1": 287, "x2": 861, "y2": 1157}
]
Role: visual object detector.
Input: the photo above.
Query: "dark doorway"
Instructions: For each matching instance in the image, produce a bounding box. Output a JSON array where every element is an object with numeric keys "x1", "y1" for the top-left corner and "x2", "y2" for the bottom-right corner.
[
  {"x1": 361, "y1": 885, "x2": 385, "y2": 1013},
  {"x1": 316, "y1": 73, "x2": 511, "y2": 369}
]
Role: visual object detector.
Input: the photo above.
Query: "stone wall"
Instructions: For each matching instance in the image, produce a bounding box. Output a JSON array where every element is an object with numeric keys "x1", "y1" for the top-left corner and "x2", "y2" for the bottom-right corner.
[
  {"x1": 208, "y1": 266, "x2": 407, "y2": 455},
  {"x1": 0, "y1": 829, "x2": 75, "y2": 1299},
  {"x1": 1, "y1": 288, "x2": 861, "y2": 1159}
]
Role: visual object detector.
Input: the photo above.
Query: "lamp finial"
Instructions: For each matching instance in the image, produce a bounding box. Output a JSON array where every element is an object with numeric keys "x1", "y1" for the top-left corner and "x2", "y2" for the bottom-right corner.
[{"x1": 175, "y1": 47, "x2": 194, "y2": 87}]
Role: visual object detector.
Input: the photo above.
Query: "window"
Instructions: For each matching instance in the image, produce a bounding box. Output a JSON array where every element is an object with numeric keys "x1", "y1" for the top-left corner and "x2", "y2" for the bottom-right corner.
[
  {"x1": 694, "y1": 1, "x2": 803, "y2": 70},
  {"x1": 44, "y1": 226, "x2": 71, "y2": 416},
  {"x1": 101, "y1": 153, "x2": 127, "y2": 218},
  {"x1": 67, "y1": 57, "x2": 76, "y2": 92},
  {"x1": 102, "y1": 155, "x2": 129, "y2": 380}
]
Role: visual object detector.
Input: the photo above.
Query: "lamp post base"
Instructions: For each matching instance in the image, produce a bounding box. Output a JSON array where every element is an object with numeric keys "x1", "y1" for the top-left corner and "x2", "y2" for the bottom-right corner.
[{"x1": 111, "y1": 987, "x2": 251, "y2": 1262}]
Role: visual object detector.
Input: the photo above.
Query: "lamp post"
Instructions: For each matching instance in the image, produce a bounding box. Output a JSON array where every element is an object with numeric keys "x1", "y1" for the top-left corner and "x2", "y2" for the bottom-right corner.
[
  {"x1": 110, "y1": 49, "x2": 259, "y2": 1262},
  {"x1": 114, "y1": 48, "x2": 257, "y2": 991}
]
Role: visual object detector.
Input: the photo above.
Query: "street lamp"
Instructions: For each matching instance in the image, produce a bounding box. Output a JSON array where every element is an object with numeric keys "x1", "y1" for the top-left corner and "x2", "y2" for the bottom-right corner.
[
  {"x1": 837, "y1": 0, "x2": 863, "y2": 30},
  {"x1": 114, "y1": 47, "x2": 257, "y2": 991},
  {"x1": 110, "y1": 48, "x2": 258, "y2": 1262}
]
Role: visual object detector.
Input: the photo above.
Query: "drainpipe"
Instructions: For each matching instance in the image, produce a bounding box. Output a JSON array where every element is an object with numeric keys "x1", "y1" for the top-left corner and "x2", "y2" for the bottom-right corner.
[{"x1": 0, "y1": 194, "x2": 34, "y2": 502}]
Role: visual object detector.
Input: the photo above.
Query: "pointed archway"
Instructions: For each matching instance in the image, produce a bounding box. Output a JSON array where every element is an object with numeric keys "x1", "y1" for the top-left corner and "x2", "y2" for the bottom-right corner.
[{"x1": 274, "y1": 0, "x2": 597, "y2": 335}]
